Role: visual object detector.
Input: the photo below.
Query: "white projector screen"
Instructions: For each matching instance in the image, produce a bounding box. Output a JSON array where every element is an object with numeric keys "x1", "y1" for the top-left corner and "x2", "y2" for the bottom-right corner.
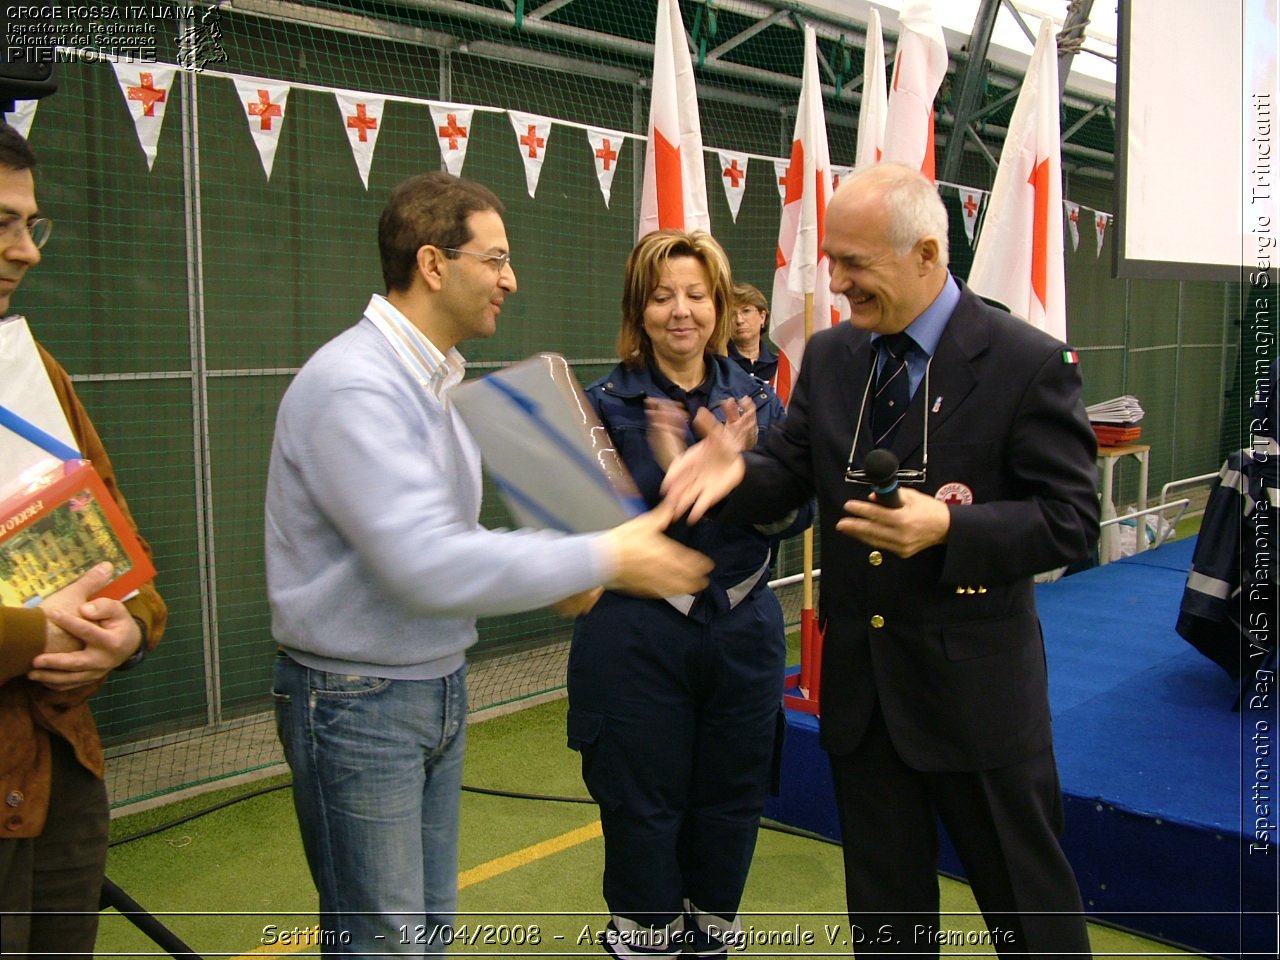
[{"x1": 1116, "y1": 0, "x2": 1279, "y2": 281}]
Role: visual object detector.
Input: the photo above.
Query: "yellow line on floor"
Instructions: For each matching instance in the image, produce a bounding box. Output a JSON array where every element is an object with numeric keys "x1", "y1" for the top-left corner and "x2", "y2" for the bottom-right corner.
[
  {"x1": 458, "y1": 819, "x2": 602, "y2": 888},
  {"x1": 235, "y1": 820, "x2": 602, "y2": 958}
]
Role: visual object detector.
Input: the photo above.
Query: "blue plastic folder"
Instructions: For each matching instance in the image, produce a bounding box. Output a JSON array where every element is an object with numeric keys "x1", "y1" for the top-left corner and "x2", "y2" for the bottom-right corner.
[{"x1": 450, "y1": 353, "x2": 644, "y2": 533}]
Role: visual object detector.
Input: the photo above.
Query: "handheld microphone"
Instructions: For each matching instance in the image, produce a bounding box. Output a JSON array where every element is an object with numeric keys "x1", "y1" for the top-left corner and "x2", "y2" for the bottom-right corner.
[{"x1": 864, "y1": 448, "x2": 903, "y2": 508}]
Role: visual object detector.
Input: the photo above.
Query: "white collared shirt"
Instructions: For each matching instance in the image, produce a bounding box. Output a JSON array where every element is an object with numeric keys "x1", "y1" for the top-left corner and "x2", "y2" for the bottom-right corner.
[{"x1": 362, "y1": 293, "x2": 466, "y2": 402}]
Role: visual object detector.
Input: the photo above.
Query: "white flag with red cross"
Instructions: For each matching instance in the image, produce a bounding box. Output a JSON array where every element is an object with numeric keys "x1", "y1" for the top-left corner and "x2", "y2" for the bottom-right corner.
[
  {"x1": 773, "y1": 159, "x2": 789, "y2": 203},
  {"x1": 959, "y1": 188, "x2": 984, "y2": 246},
  {"x1": 831, "y1": 165, "x2": 855, "y2": 193},
  {"x1": 771, "y1": 26, "x2": 843, "y2": 407},
  {"x1": 967, "y1": 18, "x2": 1066, "y2": 339},
  {"x1": 233, "y1": 79, "x2": 291, "y2": 181},
  {"x1": 509, "y1": 111, "x2": 553, "y2": 198},
  {"x1": 855, "y1": 7, "x2": 887, "y2": 169},
  {"x1": 586, "y1": 128, "x2": 625, "y2": 208},
  {"x1": 3, "y1": 99, "x2": 36, "y2": 140},
  {"x1": 430, "y1": 105, "x2": 474, "y2": 178},
  {"x1": 1064, "y1": 200, "x2": 1081, "y2": 251},
  {"x1": 881, "y1": 0, "x2": 947, "y2": 179},
  {"x1": 1094, "y1": 211, "x2": 1110, "y2": 257},
  {"x1": 638, "y1": 0, "x2": 710, "y2": 238},
  {"x1": 112, "y1": 63, "x2": 177, "y2": 171},
  {"x1": 717, "y1": 150, "x2": 749, "y2": 222},
  {"x1": 335, "y1": 93, "x2": 384, "y2": 189}
]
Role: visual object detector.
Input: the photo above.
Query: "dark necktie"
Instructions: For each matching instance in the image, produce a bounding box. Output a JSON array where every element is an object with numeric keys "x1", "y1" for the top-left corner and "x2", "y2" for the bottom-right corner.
[{"x1": 872, "y1": 332, "x2": 916, "y2": 447}]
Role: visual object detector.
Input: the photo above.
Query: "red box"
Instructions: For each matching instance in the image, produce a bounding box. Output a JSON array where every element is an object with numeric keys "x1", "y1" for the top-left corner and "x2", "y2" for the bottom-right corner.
[{"x1": 0, "y1": 460, "x2": 156, "y2": 607}]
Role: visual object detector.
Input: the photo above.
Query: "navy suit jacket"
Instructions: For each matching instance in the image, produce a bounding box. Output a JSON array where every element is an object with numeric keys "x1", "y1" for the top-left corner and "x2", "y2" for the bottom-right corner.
[{"x1": 722, "y1": 282, "x2": 1099, "y2": 771}]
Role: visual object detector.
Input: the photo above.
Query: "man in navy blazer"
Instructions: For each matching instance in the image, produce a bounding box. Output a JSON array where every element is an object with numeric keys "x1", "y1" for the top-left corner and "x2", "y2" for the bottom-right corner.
[{"x1": 659, "y1": 163, "x2": 1099, "y2": 956}]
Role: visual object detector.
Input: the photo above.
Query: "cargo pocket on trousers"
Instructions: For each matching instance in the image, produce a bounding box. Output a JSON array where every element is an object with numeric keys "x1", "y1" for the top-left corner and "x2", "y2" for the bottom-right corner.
[{"x1": 566, "y1": 708, "x2": 619, "y2": 811}]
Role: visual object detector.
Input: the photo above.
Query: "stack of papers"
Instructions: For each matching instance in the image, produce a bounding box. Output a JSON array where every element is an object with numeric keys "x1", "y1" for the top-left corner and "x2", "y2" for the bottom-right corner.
[
  {"x1": 1086, "y1": 395, "x2": 1144, "y2": 425},
  {"x1": 1087, "y1": 396, "x2": 1144, "y2": 446}
]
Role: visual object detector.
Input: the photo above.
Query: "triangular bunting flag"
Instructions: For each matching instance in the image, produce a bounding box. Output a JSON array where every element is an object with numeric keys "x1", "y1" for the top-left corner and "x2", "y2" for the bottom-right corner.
[
  {"x1": 882, "y1": 0, "x2": 947, "y2": 179},
  {"x1": 773, "y1": 159, "x2": 789, "y2": 203},
  {"x1": 1065, "y1": 200, "x2": 1081, "y2": 251},
  {"x1": 3, "y1": 99, "x2": 37, "y2": 140},
  {"x1": 831, "y1": 164, "x2": 854, "y2": 193},
  {"x1": 335, "y1": 93, "x2": 385, "y2": 190},
  {"x1": 960, "y1": 188, "x2": 983, "y2": 246},
  {"x1": 1094, "y1": 211, "x2": 1109, "y2": 256},
  {"x1": 855, "y1": 7, "x2": 887, "y2": 169},
  {"x1": 638, "y1": 0, "x2": 710, "y2": 238},
  {"x1": 509, "y1": 111, "x2": 552, "y2": 198},
  {"x1": 430, "y1": 105, "x2": 473, "y2": 178},
  {"x1": 586, "y1": 128, "x2": 624, "y2": 208},
  {"x1": 233, "y1": 78, "x2": 290, "y2": 181},
  {"x1": 717, "y1": 150, "x2": 749, "y2": 223},
  {"x1": 112, "y1": 63, "x2": 177, "y2": 171}
]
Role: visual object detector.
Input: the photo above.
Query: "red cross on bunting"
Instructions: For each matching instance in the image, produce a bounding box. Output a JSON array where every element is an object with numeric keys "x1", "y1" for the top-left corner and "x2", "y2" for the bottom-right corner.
[
  {"x1": 347, "y1": 103, "x2": 378, "y2": 142},
  {"x1": 595, "y1": 138, "x2": 618, "y2": 170},
  {"x1": 439, "y1": 114, "x2": 468, "y2": 150},
  {"x1": 963, "y1": 194, "x2": 978, "y2": 217},
  {"x1": 722, "y1": 159, "x2": 745, "y2": 187},
  {"x1": 1069, "y1": 206, "x2": 1079, "y2": 224},
  {"x1": 249, "y1": 89, "x2": 282, "y2": 130},
  {"x1": 519, "y1": 125, "x2": 545, "y2": 158},
  {"x1": 128, "y1": 73, "x2": 167, "y2": 117}
]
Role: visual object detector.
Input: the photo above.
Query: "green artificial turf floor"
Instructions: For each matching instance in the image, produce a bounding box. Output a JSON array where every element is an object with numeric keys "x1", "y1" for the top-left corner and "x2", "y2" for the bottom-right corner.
[{"x1": 95, "y1": 697, "x2": 1207, "y2": 958}]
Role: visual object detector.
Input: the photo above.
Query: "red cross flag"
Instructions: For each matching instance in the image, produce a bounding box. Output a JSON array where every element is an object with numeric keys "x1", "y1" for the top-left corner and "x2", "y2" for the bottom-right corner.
[
  {"x1": 586, "y1": 128, "x2": 625, "y2": 208},
  {"x1": 960, "y1": 188, "x2": 984, "y2": 246},
  {"x1": 881, "y1": 0, "x2": 947, "y2": 179},
  {"x1": 638, "y1": 0, "x2": 709, "y2": 238},
  {"x1": 1064, "y1": 200, "x2": 1081, "y2": 251},
  {"x1": 771, "y1": 26, "x2": 843, "y2": 408},
  {"x1": 112, "y1": 63, "x2": 176, "y2": 171},
  {"x1": 233, "y1": 78, "x2": 291, "y2": 181},
  {"x1": 1094, "y1": 210, "x2": 1110, "y2": 257},
  {"x1": 855, "y1": 7, "x2": 887, "y2": 169},
  {"x1": 3, "y1": 99, "x2": 36, "y2": 140},
  {"x1": 717, "y1": 150, "x2": 749, "y2": 223},
  {"x1": 335, "y1": 93, "x2": 385, "y2": 189},
  {"x1": 967, "y1": 18, "x2": 1066, "y2": 340},
  {"x1": 773, "y1": 159, "x2": 789, "y2": 203},
  {"x1": 430, "y1": 105, "x2": 474, "y2": 177},
  {"x1": 831, "y1": 164, "x2": 854, "y2": 193},
  {"x1": 508, "y1": 111, "x2": 552, "y2": 198}
]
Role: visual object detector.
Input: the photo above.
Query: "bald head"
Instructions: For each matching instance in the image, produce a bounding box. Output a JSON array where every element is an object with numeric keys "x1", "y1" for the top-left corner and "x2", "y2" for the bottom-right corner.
[
  {"x1": 823, "y1": 163, "x2": 950, "y2": 334},
  {"x1": 831, "y1": 163, "x2": 950, "y2": 265}
]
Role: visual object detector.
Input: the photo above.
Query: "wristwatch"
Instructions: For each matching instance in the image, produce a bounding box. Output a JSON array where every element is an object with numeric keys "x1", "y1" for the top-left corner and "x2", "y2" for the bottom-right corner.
[{"x1": 116, "y1": 618, "x2": 149, "y2": 671}]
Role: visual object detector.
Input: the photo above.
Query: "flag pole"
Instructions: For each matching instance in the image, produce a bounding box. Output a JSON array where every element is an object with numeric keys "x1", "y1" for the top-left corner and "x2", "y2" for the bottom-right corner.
[{"x1": 799, "y1": 290, "x2": 818, "y2": 701}]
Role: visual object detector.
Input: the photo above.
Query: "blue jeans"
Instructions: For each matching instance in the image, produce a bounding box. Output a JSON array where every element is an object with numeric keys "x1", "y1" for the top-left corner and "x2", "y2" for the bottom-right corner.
[{"x1": 273, "y1": 651, "x2": 468, "y2": 957}]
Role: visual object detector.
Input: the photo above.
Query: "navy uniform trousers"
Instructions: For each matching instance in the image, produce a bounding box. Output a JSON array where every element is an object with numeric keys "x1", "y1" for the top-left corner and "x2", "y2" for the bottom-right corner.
[{"x1": 567, "y1": 584, "x2": 785, "y2": 935}]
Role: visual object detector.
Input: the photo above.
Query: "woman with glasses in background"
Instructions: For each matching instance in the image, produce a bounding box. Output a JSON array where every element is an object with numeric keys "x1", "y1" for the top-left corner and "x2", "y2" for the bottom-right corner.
[{"x1": 726, "y1": 281, "x2": 778, "y2": 386}]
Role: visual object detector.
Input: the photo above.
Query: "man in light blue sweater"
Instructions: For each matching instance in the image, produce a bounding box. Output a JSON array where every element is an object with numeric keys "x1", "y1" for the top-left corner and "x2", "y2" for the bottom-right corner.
[{"x1": 266, "y1": 172, "x2": 711, "y2": 957}]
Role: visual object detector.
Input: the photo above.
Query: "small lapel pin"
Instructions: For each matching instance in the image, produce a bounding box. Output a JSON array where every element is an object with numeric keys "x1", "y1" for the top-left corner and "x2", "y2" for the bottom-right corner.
[{"x1": 931, "y1": 396, "x2": 943, "y2": 413}]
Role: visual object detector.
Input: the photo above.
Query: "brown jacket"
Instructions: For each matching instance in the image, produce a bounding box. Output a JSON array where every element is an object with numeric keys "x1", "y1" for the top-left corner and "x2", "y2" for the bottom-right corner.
[{"x1": 0, "y1": 344, "x2": 166, "y2": 837}]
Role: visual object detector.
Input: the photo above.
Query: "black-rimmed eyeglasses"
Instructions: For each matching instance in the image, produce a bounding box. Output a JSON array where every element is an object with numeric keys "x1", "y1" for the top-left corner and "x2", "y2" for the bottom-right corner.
[
  {"x1": 844, "y1": 355, "x2": 931, "y2": 486},
  {"x1": 436, "y1": 246, "x2": 513, "y2": 271}
]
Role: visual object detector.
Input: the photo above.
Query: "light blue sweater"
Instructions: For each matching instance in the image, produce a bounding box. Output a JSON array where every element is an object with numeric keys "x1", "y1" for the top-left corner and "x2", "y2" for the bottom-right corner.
[{"x1": 265, "y1": 317, "x2": 610, "y2": 679}]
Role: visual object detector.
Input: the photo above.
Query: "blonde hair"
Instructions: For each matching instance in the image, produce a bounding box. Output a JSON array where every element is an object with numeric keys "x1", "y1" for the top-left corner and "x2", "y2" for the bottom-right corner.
[{"x1": 617, "y1": 229, "x2": 734, "y2": 369}]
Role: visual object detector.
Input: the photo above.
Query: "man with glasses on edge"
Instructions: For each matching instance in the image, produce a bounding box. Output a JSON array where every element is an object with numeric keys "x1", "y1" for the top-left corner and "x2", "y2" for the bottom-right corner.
[
  {"x1": 266, "y1": 171, "x2": 712, "y2": 957},
  {"x1": 656, "y1": 163, "x2": 1099, "y2": 957},
  {"x1": 0, "y1": 122, "x2": 167, "y2": 957}
]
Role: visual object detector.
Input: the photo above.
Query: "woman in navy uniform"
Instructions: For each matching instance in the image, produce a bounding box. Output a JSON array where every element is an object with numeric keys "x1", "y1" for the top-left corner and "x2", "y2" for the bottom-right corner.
[{"x1": 567, "y1": 230, "x2": 810, "y2": 959}]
